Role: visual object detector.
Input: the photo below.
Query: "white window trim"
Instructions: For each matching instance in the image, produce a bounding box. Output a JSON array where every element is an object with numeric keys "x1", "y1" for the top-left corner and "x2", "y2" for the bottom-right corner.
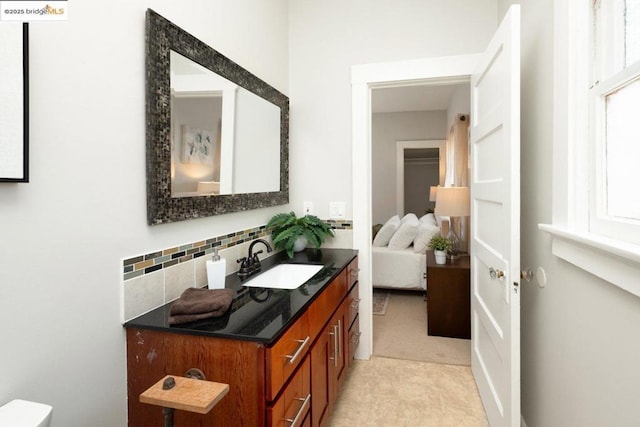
[{"x1": 540, "y1": 0, "x2": 640, "y2": 298}]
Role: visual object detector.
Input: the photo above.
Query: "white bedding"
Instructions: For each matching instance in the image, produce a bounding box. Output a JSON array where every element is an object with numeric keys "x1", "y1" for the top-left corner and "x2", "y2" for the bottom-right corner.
[{"x1": 372, "y1": 246, "x2": 426, "y2": 290}]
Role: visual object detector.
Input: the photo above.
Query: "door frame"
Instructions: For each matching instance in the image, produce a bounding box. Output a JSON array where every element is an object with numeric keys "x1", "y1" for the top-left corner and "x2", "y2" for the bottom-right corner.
[
  {"x1": 395, "y1": 139, "x2": 446, "y2": 216},
  {"x1": 351, "y1": 53, "x2": 481, "y2": 360}
]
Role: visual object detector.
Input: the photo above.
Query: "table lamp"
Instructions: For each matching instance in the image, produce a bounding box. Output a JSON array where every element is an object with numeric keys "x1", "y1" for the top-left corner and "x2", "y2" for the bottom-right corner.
[{"x1": 434, "y1": 186, "x2": 470, "y2": 260}]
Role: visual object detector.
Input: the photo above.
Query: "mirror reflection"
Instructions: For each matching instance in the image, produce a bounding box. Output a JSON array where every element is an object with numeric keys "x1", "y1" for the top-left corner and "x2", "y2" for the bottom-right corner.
[{"x1": 170, "y1": 51, "x2": 281, "y2": 197}]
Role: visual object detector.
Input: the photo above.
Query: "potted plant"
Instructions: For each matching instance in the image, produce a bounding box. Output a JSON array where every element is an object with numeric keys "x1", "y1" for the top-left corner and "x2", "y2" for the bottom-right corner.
[
  {"x1": 428, "y1": 234, "x2": 452, "y2": 265},
  {"x1": 267, "y1": 211, "x2": 335, "y2": 258}
]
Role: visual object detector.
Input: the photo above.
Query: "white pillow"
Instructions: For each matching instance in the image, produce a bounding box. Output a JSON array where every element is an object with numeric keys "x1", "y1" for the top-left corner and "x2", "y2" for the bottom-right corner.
[
  {"x1": 388, "y1": 214, "x2": 420, "y2": 249},
  {"x1": 413, "y1": 222, "x2": 441, "y2": 253},
  {"x1": 400, "y1": 213, "x2": 418, "y2": 225},
  {"x1": 419, "y1": 213, "x2": 437, "y2": 227},
  {"x1": 372, "y1": 215, "x2": 400, "y2": 247}
]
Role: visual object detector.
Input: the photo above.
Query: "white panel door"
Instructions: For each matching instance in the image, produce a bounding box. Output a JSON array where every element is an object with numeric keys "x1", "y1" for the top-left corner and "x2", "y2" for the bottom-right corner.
[{"x1": 469, "y1": 5, "x2": 521, "y2": 427}]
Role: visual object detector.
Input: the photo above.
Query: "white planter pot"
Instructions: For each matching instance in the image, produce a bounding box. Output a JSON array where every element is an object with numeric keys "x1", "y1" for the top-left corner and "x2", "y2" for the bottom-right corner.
[
  {"x1": 293, "y1": 236, "x2": 308, "y2": 252},
  {"x1": 434, "y1": 250, "x2": 447, "y2": 265}
]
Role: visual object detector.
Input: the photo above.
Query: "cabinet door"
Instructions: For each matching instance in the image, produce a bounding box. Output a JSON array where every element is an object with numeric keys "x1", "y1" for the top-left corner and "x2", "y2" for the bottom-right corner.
[
  {"x1": 310, "y1": 325, "x2": 331, "y2": 427},
  {"x1": 308, "y1": 270, "x2": 347, "y2": 342},
  {"x1": 331, "y1": 300, "x2": 348, "y2": 392}
]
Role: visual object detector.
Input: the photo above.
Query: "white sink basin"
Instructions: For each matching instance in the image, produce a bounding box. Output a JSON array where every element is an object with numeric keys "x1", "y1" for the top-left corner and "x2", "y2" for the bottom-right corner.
[{"x1": 242, "y1": 264, "x2": 324, "y2": 290}]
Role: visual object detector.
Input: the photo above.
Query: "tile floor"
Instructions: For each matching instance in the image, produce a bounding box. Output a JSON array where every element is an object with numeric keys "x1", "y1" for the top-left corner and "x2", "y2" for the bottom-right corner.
[{"x1": 329, "y1": 356, "x2": 488, "y2": 426}]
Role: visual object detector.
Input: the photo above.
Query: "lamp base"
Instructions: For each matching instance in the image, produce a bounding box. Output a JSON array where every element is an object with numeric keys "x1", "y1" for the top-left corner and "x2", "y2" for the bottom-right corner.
[{"x1": 446, "y1": 221, "x2": 461, "y2": 263}]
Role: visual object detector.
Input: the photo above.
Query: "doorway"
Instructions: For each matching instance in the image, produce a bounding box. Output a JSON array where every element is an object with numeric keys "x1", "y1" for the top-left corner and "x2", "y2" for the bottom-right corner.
[
  {"x1": 369, "y1": 85, "x2": 469, "y2": 365},
  {"x1": 350, "y1": 53, "x2": 480, "y2": 361}
]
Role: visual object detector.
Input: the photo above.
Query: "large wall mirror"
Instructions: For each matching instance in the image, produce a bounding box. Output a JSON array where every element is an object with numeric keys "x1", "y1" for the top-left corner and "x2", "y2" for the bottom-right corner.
[{"x1": 146, "y1": 9, "x2": 289, "y2": 225}]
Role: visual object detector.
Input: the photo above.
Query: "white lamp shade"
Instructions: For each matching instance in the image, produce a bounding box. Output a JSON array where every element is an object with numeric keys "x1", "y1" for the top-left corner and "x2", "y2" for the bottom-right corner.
[
  {"x1": 434, "y1": 186, "x2": 470, "y2": 216},
  {"x1": 429, "y1": 186, "x2": 438, "y2": 202}
]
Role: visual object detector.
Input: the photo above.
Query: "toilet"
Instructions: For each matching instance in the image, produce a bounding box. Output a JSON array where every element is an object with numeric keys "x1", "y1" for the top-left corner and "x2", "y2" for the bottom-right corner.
[{"x1": 0, "y1": 399, "x2": 53, "y2": 427}]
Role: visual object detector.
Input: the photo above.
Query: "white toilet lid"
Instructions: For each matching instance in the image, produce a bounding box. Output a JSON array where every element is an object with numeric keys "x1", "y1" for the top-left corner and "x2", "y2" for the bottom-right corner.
[{"x1": 0, "y1": 399, "x2": 53, "y2": 427}]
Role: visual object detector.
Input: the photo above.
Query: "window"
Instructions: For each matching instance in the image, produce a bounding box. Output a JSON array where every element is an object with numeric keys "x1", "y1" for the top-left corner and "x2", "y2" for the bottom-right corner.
[
  {"x1": 590, "y1": 0, "x2": 640, "y2": 244},
  {"x1": 542, "y1": 0, "x2": 640, "y2": 297}
]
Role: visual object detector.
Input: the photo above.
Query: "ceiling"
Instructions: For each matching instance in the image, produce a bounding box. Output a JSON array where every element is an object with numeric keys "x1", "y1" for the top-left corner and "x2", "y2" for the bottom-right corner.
[{"x1": 371, "y1": 83, "x2": 467, "y2": 113}]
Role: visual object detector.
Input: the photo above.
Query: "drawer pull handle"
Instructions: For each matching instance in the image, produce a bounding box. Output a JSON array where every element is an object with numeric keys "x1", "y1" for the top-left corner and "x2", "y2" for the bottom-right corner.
[
  {"x1": 283, "y1": 393, "x2": 311, "y2": 427},
  {"x1": 328, "y1": 325, "x2": 338, "y2": 367},
  {"x1": 337, "y1": 319, "x2": 342, "y2": 359},
  {"x1": 285, "y1": 336, "x2": 310, "y2": 365},
  {"x1": 351, "y1": 298, "x2": 361, "y2": 308},
  {"x1": 350, "y1": 269, "x2": 360, "y2": 277},
  {"x1": 351, "y1": 331, "x2": 362, "y2": 344}
]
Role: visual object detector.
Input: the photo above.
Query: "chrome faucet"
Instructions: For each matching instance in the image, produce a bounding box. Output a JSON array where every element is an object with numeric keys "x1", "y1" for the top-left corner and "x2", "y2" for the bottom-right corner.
[{"x1": 237, "y1": 239, "x2": 273, "y2": 279}]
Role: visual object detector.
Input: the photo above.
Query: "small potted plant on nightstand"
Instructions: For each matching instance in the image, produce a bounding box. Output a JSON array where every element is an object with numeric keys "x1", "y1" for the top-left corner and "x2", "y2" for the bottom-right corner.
[
  {"x1": 428, "y1": 234, "x2": 452, "y2": 265},
  {"x1": 267, "y1": 211, "x2": 335, "y2": 258}
]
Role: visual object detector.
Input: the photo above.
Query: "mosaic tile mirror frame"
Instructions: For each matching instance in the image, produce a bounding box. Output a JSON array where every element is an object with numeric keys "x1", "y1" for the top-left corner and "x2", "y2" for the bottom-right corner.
[{"x1": 145, "y1": 9, "x2": 289, "y2": 225}]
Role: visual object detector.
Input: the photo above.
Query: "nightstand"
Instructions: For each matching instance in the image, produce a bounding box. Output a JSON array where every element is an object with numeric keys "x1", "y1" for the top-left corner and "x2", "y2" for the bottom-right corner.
[{"x1": 426, "y1": 251, "x2": 471, "y2": 339}]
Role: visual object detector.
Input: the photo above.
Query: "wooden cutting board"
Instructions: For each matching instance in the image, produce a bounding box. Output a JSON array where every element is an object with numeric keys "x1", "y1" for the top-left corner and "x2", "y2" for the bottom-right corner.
[{"x1": 140, "y1": 375, "x2": 229, "y2": 414}]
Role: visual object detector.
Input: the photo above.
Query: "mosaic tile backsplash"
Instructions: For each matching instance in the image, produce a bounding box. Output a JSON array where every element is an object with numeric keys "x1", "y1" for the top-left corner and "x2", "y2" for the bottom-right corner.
[{"x1": 123, "y1": 220, "x2": 352, "y2": 281}]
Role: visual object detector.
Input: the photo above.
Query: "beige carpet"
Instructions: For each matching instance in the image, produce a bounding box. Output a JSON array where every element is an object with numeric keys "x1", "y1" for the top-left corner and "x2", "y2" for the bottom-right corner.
[{"x1": 373, "y1": 290, "x2": 471, "y2": 366}]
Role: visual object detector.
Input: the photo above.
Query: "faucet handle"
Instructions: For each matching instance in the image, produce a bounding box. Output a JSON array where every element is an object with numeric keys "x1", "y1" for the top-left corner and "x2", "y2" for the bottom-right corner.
[
  {"x1": 237, "y1": 257, "x2": 250, "y2": 279},
  {"x1": 252, "y1": 251, "x2": 263, "y2": 273},
  {"x1": 252, "y1": 249, "x2": 264, "y2": 258}
]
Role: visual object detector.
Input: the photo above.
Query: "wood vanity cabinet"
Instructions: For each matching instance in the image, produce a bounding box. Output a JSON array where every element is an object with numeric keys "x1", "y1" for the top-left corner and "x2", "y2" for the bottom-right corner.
[
  {"x1": 309, "y1": 259, "x2": 359, "y2": 427},
  {"x1": 126, "y1": 255, "x2": 359, "y2": 427}
]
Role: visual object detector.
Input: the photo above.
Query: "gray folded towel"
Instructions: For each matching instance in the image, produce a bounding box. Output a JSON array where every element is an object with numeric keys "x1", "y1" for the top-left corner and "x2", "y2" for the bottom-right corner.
[{"x1": 168, "y1": 287, "x2": 235, "y2": 325}]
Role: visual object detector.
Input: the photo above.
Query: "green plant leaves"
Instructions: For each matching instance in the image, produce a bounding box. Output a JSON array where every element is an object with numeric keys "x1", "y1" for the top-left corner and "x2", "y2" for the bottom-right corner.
[
  {"x1": 427, "y1": 234, "x2": 452, "y2": 251},
  {"x1": 267, "y1": 212, "x2": 335, "y2": 258}
]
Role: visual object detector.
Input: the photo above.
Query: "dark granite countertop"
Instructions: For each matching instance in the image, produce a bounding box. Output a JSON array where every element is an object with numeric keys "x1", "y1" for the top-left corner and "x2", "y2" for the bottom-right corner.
[{"x1": 124, "y1": 248, "x2": 357, "y2": 345}]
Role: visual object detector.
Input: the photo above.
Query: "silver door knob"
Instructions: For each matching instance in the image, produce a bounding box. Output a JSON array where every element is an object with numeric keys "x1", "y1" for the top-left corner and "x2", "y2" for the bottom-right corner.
[{"x1": 489, "y1": 267, "x2": 504, "y2": 279}]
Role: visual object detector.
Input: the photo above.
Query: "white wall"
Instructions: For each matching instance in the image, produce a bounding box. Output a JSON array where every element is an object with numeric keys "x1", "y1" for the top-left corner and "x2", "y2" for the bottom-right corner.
[
  {"x1": 0, "y1": 1, "x2": 289, "y2": 426},
  {"x1": 371, "y1": 110, "x2": 446, "y2": 224},
  {"x1": 496, "y1": 1, "x2": 640, "y2": 426},
  {"x1": 446, "y1": 84, "x2": 470, "y2": 130},
  {"x1": 289, "y1": 0, "x2": 498, "y2": 222}
]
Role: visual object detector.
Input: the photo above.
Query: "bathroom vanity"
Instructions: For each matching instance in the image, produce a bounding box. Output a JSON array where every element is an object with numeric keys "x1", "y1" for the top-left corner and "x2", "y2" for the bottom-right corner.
[{"x1": 125, "y1": 248, "x2": 359, "y2": 426}]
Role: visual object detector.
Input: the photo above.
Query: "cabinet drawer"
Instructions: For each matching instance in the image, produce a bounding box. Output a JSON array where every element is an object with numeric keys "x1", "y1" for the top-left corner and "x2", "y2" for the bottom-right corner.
[
  {"x1": 347, "y1": 282, "x2": 359, "y2": 329},
  {"x1": 347, "y1": 314, "x2": 360, "y2": 369},
  {"x1": 266, "y1": 312, "x2": 310, "y2": 401},
  {"x1": 267, "y1": 356, "x2": 311, "y2": 427},
  {"x1": 308, "y1": 271, "x2": 347, "y2": 341},
  {"x1": 347, "y1": 257, "x2": 359, "y2": 289}
]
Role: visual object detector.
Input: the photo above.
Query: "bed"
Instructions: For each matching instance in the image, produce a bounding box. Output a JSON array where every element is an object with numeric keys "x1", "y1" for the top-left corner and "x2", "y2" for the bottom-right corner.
[
  {"x1": 372, "y1": 246, "x2": 426, "y2": 290},
  {"x1": 371, "y1": 213, "x2": 443, "y2": 291}
]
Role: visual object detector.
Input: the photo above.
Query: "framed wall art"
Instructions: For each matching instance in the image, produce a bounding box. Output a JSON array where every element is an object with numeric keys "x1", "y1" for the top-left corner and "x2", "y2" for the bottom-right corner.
[{"x1": 0, "y1": 23, "x2": 29, "y2": 182}]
